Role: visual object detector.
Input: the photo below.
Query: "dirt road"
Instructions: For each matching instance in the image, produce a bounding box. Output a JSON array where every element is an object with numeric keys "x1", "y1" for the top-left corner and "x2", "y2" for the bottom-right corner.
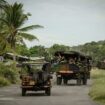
[{"x1": 0, "y1": 80, "x2": 99, "y2": 105}]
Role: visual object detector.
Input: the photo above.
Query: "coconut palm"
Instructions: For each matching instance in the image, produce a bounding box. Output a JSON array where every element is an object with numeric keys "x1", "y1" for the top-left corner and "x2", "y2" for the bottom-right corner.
[
  {"x1": 0, "y1": 2, "x2": 43, "y2": 49},
  {"x1": 0, "y1": 0, "x2": 7, "y2": 32},
  {"x1": 0, "y1": 0, "x2": 7, "y2": 54},
  {"x1": 0, "y1": 0, "x2": 7, "y2": 8}
]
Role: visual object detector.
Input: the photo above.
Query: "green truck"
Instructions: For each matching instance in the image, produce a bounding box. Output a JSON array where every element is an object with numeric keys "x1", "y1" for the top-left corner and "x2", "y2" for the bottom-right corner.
[{"x1": 52, "y1": 51, "x2": 92, "y2": 85}]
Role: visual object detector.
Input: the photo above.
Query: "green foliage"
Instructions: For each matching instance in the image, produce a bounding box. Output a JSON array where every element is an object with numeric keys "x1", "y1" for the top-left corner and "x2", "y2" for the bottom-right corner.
[
  {"x1": 72, "y1": 40, "x2": 105, "y2": 61},
  {"x1": 49, "y1": 44, "x2": 70, "y2": 56},
  {"x1": 19, "y1": 25, "x2": 43, "y2": 32},
  {"x1": 0, "y1": 36, "x2": 7, "y2": 54},
  {"x1": 0, "y1": 0, "x2": 7, "y2": 8},
  {"x1": 89, "y1": 69, "x2": 105, "y2": 105},
  {"x1": 18, "y1": 32, "x2": 38, "y2": 41},
  {"x1": 16, "y1": 44, "x2": 30, "y2": 56},
  {"x1": 0, "y1": 62, "x2": 19, "y2": 84},
  {"x1": 29, "y1": 44, "x2": 70, "y2": 60},
  {"x1": 0, "y1": 2, "x2": 43, "y2": 49},
  {"x1": 29, "y1": 45, "x2": 47, "y2": 57},
  {"x1": 0, "y1": 76, "x2": 10, "y2": 87}
]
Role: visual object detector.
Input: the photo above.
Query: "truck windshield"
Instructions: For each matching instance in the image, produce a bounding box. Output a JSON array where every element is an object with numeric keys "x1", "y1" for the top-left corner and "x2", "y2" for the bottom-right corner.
[{"x1": 30, "y1": 64, "x2": 43, "y2": 71}]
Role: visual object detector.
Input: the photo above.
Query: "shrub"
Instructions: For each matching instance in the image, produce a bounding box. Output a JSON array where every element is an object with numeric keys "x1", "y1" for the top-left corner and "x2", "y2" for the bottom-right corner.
[
  {"x1": 0, "y1": 62, "x2": 19, "y2": 84},
  {"x1": 0, "y1": 76, "x2": 10, "y2": 87},
  {"x1": 89, "y1": 69, "x2": 105, "y2": 105}
]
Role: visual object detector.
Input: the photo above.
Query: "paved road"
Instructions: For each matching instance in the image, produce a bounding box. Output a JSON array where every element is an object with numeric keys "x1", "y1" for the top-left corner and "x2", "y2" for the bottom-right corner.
[{"x1": 0, "y1": 80, "x2": 99, "y2": 105}]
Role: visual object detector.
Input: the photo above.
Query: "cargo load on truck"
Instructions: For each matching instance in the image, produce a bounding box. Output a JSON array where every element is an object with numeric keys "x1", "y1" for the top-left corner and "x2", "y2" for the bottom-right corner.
[{"x1": 52, "y1": 51, "x2": 92, "y2": 85}]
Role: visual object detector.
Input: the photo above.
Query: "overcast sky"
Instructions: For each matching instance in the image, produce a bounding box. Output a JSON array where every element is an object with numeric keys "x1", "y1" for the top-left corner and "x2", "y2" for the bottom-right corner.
[{"x1": 7, "y1": 0, "x2": 105, "y2": 47}]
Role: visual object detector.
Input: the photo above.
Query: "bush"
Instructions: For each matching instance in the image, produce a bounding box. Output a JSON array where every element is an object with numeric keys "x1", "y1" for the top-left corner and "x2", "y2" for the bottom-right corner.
[
  {"x1": 0, "y1": 62, "x2": 19, "y2": 84},
  {"x1": 89, "y1": 69, "x2": 105, "y2": 105},
  {"x1": 0, "y1": 76, "x2": 10, "y2": 87}
]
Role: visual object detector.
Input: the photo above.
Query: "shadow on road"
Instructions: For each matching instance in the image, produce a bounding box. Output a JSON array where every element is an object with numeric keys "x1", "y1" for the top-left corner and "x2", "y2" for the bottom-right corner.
[{"x1": 24, "y1": 92, "x2": 48, "y2": 97}]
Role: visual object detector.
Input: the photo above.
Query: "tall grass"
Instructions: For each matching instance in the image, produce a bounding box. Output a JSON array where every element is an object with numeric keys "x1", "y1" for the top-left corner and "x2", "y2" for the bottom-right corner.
[{"x1": 89, "y1": 68, "x2": 105, "y2": 105}]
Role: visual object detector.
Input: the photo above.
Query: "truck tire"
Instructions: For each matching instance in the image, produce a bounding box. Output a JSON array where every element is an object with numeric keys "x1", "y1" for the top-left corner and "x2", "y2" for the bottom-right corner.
[
  {"x1": 22, "y1": 88, "x2": 26, "y2": 96},
  {"x1": 82, "y1": 79, "x2": 87, "y2": 85},
  {"x1": 45, "y1": 88, "x2": 51, "y2": 96},
  {"x1": 57, "y1": 77, "x2": 62, "y2": 85},
  {"x1": 63, "y1": 79, "x2": 68, "y2": 85},
  {"x1": 77, "y1": 78, "x2": 81, "y2": 85},
  {"x1": 82, "y1": 74, "x2": 87, "y2": 85}
]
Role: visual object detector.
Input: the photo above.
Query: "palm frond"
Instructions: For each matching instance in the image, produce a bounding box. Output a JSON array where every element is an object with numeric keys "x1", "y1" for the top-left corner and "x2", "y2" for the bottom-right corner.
[
  {"x1": 16, "y1": 36, "x2": 26, "y2": 45},
  {"x1": 18, "y1": 32, "x2": 38, "y2": 41},
  {"x1": 0, "y1": 36, "x2": 7, "y2": 52},
  {"x1": 0, "y1": 2, "x2": 42, "y2": 48},
  {"x1": 0, "y1": 0, "x2": 8, "y2": 8},
  {"x1": 18, "y1": 25, "x2": 44, "y2": 32},
  {"x1": 0, "y1": 18, "x2": 9, "y2": 26},
  {"x1": 0, "y1": 0, "x2": 6, "y2": 4},
  {"x1": 2, "y1": 2, "x2": 26, "y2": 28}
]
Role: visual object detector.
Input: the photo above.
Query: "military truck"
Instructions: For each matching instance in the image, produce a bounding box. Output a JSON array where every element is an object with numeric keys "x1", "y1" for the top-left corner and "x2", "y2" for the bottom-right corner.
[
  {"x1": 20, "y1": 62, "x2": 52, "y2": 96},
  {"x1": 52, "y1": 51, "x2": 92, "y2": 85}
]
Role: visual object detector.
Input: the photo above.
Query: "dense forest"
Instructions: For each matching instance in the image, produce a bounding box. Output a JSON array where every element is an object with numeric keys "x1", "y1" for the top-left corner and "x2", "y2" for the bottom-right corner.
[
  {"x1": 72, "y1": 40, "x2": 105, "y2": 61},
  {"x1": 13, "y1": 40, "x2": 105, "y2": 62}
]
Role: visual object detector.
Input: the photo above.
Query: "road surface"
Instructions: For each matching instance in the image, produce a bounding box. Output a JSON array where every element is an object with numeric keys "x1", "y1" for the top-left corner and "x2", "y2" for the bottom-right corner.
[{"x1": 0, "y1": 80, "x2": 99, "y2": 105}]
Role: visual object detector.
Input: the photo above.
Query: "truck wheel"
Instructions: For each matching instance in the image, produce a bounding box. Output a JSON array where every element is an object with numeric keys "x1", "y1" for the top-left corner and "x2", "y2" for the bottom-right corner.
[
  {"x1": 57, "y1": 77, "x2": 62, "y2": 85},
  {"x1": 45, "y1": 88, "x2": 51, "y2": 96},
  {"x1": 82, "y1": 78, "x2": 87, "y2": 85},
  {"x1": 82, "y1": 74, "x2": 87, "y2": 85},
  {"x1": 22, "y1": 88, "x2": 26, "y2": 96},
  {"x1": 77, "y1": 79, "x2": 81, "y2": 85},
  {"x1": 63, "y1": 79, "x2": 68, "y2": 85}
]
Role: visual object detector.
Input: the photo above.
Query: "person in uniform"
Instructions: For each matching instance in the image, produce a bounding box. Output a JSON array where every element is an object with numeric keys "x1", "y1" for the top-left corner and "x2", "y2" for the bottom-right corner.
[{"x1": 69, "y1": 58, "x2": 79, "y2": 72}]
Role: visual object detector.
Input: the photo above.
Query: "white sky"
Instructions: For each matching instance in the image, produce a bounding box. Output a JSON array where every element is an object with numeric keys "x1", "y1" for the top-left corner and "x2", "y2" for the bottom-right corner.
[{"x1": 7, "y1": 0, "x2": 105, "y2": 47}]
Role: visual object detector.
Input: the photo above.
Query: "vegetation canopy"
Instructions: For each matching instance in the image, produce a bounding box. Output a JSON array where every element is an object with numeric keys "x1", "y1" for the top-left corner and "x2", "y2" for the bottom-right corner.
[{"x1": 0, "y1": 2, "x2": 43, "y2": 50}]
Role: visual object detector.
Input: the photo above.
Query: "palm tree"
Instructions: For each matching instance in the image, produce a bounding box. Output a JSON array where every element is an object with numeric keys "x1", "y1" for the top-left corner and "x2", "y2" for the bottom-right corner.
[
  {"x1": 0, "y1": 0, "x2": 7, "y2": 33},
  {"x1": 0, "y1": 0, "x2": 8, "y2": 54},
  {"x1": 0, "y1": 2, "x2": 43, "y2": 49},
  {"x1": 0, "y1": 0, "x2": 7, "y2": 8}
]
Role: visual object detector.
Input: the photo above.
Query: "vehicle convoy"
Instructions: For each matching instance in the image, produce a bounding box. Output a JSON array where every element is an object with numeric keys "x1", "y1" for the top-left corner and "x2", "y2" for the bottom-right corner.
[
  {"x1": 20, "y1": 62, "x2": 52, "y2": 96},
  {"x1": 52, "y1": 51, "x2": 92, "y2": 85}
]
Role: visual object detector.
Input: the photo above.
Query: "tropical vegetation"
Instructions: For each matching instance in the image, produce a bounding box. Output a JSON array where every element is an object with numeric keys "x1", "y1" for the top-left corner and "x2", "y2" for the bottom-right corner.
[
  {"x1": 0, "y1": 0, "x2": 43, "y2": 86},
  {"x1": 0, "y1": 1, "x2": 43, "y2": 53},
  {"x1": 72, "y1": 40, "x2": 105, "y2": 61},
  {"x1": 89, "y1": 69, "x2": 105, "y2": 105},
  {"x1": 0, "y1": 62, "x2": 19, "y2": 87}
]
